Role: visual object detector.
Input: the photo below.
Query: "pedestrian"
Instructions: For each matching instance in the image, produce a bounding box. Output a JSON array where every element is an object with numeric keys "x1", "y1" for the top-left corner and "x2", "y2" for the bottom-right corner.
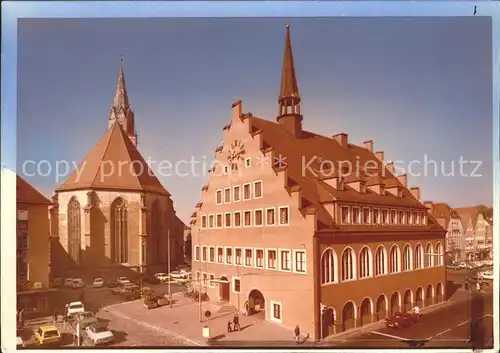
[
  {"x1": 227, "y1": 320, "x2": 233, "y2": 333},
  {"x1": 244, "y1": 301, "x2": 249, "y2": 315},
  {"x1": 294, "y1": 325, "x2": 300, "y2": 343},
  {"x1": 476, "y1": 282, "x2": 480, "y2": 292},
  {"x1": 53, "y1": 309, "x2": 59, "y2": 324},
  {"x1": 233, "y1": 313, "x2": 240, "y2": 331}
]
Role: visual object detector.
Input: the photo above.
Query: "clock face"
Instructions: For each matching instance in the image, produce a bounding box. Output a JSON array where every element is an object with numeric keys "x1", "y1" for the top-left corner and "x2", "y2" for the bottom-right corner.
[{"x1": 227, "y1": 140, "x2": 245, "y2": 164}]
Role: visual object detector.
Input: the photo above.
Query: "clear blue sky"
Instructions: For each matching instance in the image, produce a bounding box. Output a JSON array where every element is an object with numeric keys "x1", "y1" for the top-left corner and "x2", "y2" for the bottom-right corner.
[{"x1": 16, "y1": 17, "x2": 492, "y2": 224}]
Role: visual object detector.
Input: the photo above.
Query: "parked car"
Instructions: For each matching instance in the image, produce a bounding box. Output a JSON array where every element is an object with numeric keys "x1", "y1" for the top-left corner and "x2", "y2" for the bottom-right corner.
[
  {"x1": 63, "y1": 278, "x2": 74, "y2": 287},
  {"x1": 34, "y1": 325, "x2": 62, "y2": 346},
  {"x1": 78, "y1": 311, "x2": 99, "y2": 328},
  {"x1": 169, "y1": 271, "x2": 188, "y2": 281},
  {"x1": 144, "y1": 298, "x2": 159, "y2": 309},
  {"x1": 72, "y1": 278, "x2": 85, "y2": 289},
  {"x1": 107, "y1": 280, "x2": 118, "y2": 288},
  {"x1": 385, "y1": 312, "x2": 419, "y2": 329},
  {"x1": 52, "y1": 277, "x2": 64, "y2": 287},
  {"x1": 142, "y1": 274, "x2": 160, "y2": 284},
  {"x1": 85, "y1": 323, "x2": 114, "y2": 345},
  {"x1": 92, "y1": 278, "x2": 105, "y2": 288},
  {"x1": 66, "y1": 301, "x2": 85, "y2": 316},
  {"x1": 155, "y1": 273, "x2": 170, "y2": 282},
  {"x1": 117, "y1": 277, "x2": 130, "y2": 286}
]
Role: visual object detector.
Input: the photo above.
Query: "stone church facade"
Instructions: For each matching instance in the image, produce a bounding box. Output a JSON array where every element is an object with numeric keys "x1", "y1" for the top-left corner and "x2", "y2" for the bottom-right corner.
[{"x1": 50, "y1": 58, "x2": 185, "y2": 279}]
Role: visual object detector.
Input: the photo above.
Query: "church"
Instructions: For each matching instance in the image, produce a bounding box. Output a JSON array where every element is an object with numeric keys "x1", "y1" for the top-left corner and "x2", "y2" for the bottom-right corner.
[{"x1": 50, "y1": 58, "x2": 185, "y2": 280}]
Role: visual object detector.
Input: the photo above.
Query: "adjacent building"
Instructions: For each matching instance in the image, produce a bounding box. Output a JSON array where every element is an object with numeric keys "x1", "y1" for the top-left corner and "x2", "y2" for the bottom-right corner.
[
  {"x1": 16, "y1": 175, "x2": 56, "y2": 314},
  {"x1": 50, "y1": 58, "x2": 184, "y2": 280},
  {"x1": 454, "y1": 206, "x2": 491, "y2": 261},
  {"x1": 190, "y1": 26, "x2": 446, "y2": 340}
]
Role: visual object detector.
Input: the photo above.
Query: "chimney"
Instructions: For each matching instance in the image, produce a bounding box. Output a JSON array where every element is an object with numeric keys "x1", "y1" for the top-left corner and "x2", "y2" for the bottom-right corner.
[
  {"x1": 410, "y1": 187, "x2": 420, "y2": 201},
  {"x1": 232, "y1": 100, "x2": 242, "y2": 121},
  {"x1": 333, "y1": 133, "x2": 348, "y2": 149},
  {"x1": 375, "y1": 151, "x2": 384, "y2": 163},
  {"x1": 385, "y1": 161, "x2": 395, "y2": 175},
  {"x1": 397, "y1": 174, "x2": 407, "y2": 187},
  {"x1": 363, "y1": 140, "x2": 373, "y2": 152},
  {"x1": 423, "y1": 201, "x2": 434, "y2": 214}
]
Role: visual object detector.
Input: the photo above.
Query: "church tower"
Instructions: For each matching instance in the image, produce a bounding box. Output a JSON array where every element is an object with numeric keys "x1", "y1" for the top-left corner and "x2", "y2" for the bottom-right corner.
[{"x1": 108, "y1": 56, "x2": 137, "y2": 146}]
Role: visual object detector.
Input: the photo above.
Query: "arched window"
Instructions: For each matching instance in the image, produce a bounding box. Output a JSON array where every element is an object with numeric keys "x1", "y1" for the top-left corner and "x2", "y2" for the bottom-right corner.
[
  {"x1": 374, "y1": 246, "x2": 387, "y2": 276},
  {"x1": 151, "y1": 200, "x2": 162, "y2": 264},
  {"x1": 341, "y1": 248, "x2": 356, "y2": 281},
  {"x1": 67, "y1": 197, "x2": 81, "y2": 264},
  {"x1": 403, "y1": 244, "x2": 412, "y2": 271},
  {"x1": 111, "y1": 198, "x2": 128, "y2": 263},
  {"x1": 321, "y1": 248, "x2": 338, "y2": 284},
  {"x1": 389, "y1": 245, "x2": 400, "y2": 273},
  {"x1": 425, "y1": 243, "x2": 433, "y2": 267},
  {"x1": 415, "y1": 243, "x2": 423, "y2": 269},
  {"x1": 359, "y1": 247, "x2": 372, "y2": 278},
  {"x1": 435, "y1": 242, "x2": 443, "y2": 266}
]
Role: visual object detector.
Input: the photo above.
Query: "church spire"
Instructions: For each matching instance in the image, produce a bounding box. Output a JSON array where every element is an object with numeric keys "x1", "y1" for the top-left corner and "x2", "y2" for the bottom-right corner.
[
  {"x1": 109, "y1": 55, "x2": 137, "y2": 146},
  {"x1": 277, "y1": 25, "x2": 302, "y2": 137}
]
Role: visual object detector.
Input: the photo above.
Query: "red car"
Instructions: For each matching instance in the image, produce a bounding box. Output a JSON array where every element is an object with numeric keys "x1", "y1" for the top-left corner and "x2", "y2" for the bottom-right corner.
[{"x1": 385, "y1": 312, "x2": 419, "y2": 328}]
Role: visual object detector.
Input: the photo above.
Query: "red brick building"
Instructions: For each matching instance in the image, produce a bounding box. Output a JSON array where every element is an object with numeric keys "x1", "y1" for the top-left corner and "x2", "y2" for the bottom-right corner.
[{"x1": 191, "y1": 25, "x2": 446, "y2": 339}]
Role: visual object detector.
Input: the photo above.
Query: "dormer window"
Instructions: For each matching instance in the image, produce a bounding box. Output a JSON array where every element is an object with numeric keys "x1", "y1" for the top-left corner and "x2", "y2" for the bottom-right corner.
[
  {"x1": 390, "y1": 210, "x2": 397, "y2": 224},
  {"x1": 421, "y1": 212, "x2": 427, "y2": 225},
  {"x1": 406, "y1": 211, "x2": 412, "y2": 225},
  {"x1": 352, "y1": 207, "x2": 360, "y2": 224},
  {"x1": 363, "y1": 207, "x2": 370, "y2": 224},
  {"x1": 382, "y1": 209, "x2": 388, "y2": 224},
  {"x1": 372, "y1": 208, "x2": 380, "y2": 224},
  {"x1": 414, "y1": 212, "x2": 420, "y2": 225},
  {"x1": 341, "y1": 206, "x2": 350, "y2": 224},
  {"x1": 399, "y1": 211, "x2": 405, "y2": 225}
]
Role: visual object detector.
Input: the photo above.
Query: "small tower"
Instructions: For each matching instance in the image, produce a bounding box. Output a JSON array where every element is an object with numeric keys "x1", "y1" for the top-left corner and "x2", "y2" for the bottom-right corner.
[
  {"x1": 108, "y1": 56, "x2": 137, "y2": 146},
  {"x1": 277, "y1": 25, "x2": 302, "y2": 137}
]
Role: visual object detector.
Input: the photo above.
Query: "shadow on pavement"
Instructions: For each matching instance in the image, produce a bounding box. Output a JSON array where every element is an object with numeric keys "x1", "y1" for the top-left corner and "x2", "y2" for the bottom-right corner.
[
  {"x1": 446, "y1": 280, "x2": 462, "y2": 299},
  {"x1": 110, "y1": 330, "x2": 128, "y2": 345}
]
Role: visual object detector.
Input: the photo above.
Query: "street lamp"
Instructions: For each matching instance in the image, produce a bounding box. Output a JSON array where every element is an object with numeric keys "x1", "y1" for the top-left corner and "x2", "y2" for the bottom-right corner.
[
  {"x1": 167, "y1": 227, "x2": 172, "y2": 308},
  {"x1": 198, "y1": 225, "x2": 203, "y2": 323}
]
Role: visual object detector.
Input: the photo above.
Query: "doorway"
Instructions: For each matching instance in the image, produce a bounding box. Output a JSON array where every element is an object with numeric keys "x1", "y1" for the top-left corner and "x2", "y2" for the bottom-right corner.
[
  {"x1": 248, "y1": 289, "x2": 266, "y2": 319},
  {"x1": 219, "y1": 276, "x2": 230, "y2": 301}
]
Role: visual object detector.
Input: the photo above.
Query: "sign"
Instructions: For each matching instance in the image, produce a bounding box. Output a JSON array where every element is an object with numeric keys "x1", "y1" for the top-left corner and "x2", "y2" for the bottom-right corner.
[{"x1": 17, "y1": 210, "x2": 28, "y2": 221}]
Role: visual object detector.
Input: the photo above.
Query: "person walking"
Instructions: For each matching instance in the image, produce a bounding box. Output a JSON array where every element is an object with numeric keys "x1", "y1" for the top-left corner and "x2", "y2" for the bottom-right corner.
[
  {"x1": 244, "y1": 301, "x2": 249, "y2": 316},
  {"x1": 294, "y1": 325, "x2": 301, "y2": 343},
  {"x1": 233, "y1": 313, "x2": 240, "y2": 331},
  {"x1": 227, "y1": 320, "x2": 233, "y2": 333}
]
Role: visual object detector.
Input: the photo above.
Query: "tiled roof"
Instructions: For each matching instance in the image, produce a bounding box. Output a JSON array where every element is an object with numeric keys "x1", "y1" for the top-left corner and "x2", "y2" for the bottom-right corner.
[
  {"x1": 17, "y1": 175, "x2": 52, "y2": 205},
  {"x1": 453, "y1": 206, "x2": 481, "y2": 228},
  {"x1": 57, "y1": 121, "x2": 169, "y2": 196}
]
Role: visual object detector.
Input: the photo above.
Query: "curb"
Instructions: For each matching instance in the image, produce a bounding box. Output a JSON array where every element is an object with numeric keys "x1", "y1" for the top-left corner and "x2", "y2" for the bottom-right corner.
[{"x1": 104, "y1": 307, "x2": 203, "y2": 346}]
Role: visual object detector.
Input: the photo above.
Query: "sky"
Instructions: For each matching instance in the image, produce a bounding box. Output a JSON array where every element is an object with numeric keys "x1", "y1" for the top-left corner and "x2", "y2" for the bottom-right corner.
[{"x1": 16, "y1": 17, "x2": 492, "y2": 224}]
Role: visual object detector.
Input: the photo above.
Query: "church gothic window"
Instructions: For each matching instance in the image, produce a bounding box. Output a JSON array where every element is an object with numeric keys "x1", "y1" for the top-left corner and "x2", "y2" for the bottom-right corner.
[
  {"x1": 151, "y1": 200, "x2": 162, "y2": 264},
  {"x1": 111, "y1": 198, "x2": 128, "y2": 263},
  {"x1": 67, "y1": 197, "x2": 81, "y2": 265}
]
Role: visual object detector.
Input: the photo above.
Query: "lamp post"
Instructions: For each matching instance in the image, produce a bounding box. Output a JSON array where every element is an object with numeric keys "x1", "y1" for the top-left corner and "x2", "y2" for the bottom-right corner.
[
  {"x1": 167, "y1": 228, "x2": 172, "y2": 308},
  {"x1": 198, "y1": 225, "x2": 203, "y2": 323}
]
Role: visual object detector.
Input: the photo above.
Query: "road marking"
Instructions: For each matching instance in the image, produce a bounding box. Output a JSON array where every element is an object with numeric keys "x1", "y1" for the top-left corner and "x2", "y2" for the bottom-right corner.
[
  {"x1": 434, "y1": 328, "x2": 451, "y2": 337},
  {"x1": 369, "y1": 331, "x2": 409, "y2": 341},
  {"x1": 457, "y1": 320, "x2": 469, "y2": 327}
]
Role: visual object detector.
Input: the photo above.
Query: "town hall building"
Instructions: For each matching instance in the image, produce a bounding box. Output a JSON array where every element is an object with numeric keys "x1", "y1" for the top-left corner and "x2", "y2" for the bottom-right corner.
[{"x1": 190, "y1": 25, "x2": 446, "y2": 340}]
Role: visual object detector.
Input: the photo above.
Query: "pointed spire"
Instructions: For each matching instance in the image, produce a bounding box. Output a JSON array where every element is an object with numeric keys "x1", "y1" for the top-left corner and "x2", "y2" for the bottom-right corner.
[
  {"x1": 279, "y1": 24, "x2": 300, "y2": 100},
  {"x1": 113, "y1": 55, "x2": 130, "y2": 110}
]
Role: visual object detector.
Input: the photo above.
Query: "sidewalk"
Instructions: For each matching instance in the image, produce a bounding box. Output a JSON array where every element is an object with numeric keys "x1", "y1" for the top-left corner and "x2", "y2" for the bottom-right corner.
[{"x1": 103, "y1": 292, "x2": 296, "y2": 346}]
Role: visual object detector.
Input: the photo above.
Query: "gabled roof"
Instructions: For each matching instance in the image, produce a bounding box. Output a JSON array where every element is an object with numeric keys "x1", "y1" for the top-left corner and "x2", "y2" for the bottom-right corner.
[
  {"x1": 17, "y1": 175, "x2": 52, "y2": 205},
  {"x1": 453, "y1": 206, "x2": 480, "y2": 228},
  {"x1": 57, "y1": 121, "x2": 169, "y2": 196}
]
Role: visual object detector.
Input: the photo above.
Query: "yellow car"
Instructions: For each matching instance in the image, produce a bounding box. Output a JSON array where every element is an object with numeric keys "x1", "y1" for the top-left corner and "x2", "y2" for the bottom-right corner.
[
  {"x1": 154, "y1": 273, "x2": 170, "y2": 282},
  {"x1": 34, "y1": 325, "x2": 61, "y2": 346}
]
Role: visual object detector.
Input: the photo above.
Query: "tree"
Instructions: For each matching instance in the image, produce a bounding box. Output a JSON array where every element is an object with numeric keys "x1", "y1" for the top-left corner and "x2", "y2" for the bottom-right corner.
[{"x1": 184, "y1": 233, "x2": 192, "y2": 262}]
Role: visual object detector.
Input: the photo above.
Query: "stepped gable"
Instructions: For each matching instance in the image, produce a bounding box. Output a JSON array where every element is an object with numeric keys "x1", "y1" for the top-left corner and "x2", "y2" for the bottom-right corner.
[{"x1": 57, "y1": 121, "x2": 169, "y2": 196}]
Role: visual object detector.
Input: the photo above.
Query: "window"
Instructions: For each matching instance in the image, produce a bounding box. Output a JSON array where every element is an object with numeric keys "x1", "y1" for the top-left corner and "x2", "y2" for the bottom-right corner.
[
  {"x1": 223, "y1": 165, "x2": 229, "y2": 175},
  {"x1": 253, "y1": 181, "x2": 263, "y2": 198},
  {"x1": 390, "y1": 210, "x2": 397, "y2": 224},
  {"x1": 421, "y1": 212, "x2": 427, "y2": 225},
  {"x1": 233, "y1": 186, "x2": 241, "y2": 202},
  {"x1": 267, "y1": 249, "x2": 277, "y2": 270},
  {"x1": 225, "y1": 247, "x2": 232, "y2": 264},
  {"x1": 203, "y1": 273, "x2": 208, "y2": 285},
  {"x1": 403, "y1": 244, "x2": 412, "y2": 271},
  {"x1": 110, "y1": 198, "x2": 127, "y2": 264},
  {"x1": 425, "y1": 243, "x2": 433, "y2": 267},
  {"x1": 235, "y1": 248, "x2": 242, "y2": 265},
  {"x1": 194, "y1": 246, "x2": 200, "y2": 261},
  {"x1": 233, "y1": 277, "x2": 241, "y2": 293},
  {"x1": 266, "y1": 208, "x2": 275, "y2": 226},
  {"x1": 245, "y1": 248, "x2": 253, "y2": 266},
  {"x1": 389, "y1": 245, "x2": 400, "y2": 273},
  {"x1": 406, "y1": 211, "x2": 412, "y2": 225},
  {"x1": 209, "y1": 215, "x2": 215, "y2": 228},
  {"x1": 341, "y1": 206, "x2": 350, "y2": 224},
  {"x1": 352, "y1": 207, "x2": 361, "y2": 224},
  {"x1": 294, "y1": 250, "x2": 306, "y2": 273},
  {"x1": 201, "y1": 215, "x2": 207, "y2": 229},
  {"x1": 415, "y1": 244, "x2": 423, "y2": 269},
  {"x1": 363, "y1": 208, "x2": 370, "y2": 224},
  {"x1": 216, "y1": 214, "x2": 223, "y2": 228},
  {"x1": 216, "y1": 190, "x2": 222, "y2": 205},
  {"x1": 209, "y1": 274, "x2": 215, "y2": 287},
  {"x1": 217, "y1": 247, "x2": 223, "y2": 263},
  {"x1": 234, "y1": 211, "x2": 242, "y2": 227},
  {"x1": 245, "y1": 158, "x2": 251, "y2": 168},
  {"x1": 341, "y1": 248, "x2": 355, "y2": 281},
  {"x1": 399, "y1": 211, "x2": 405, "y2": 225},
  {"x1": 359, "y1": 247, "x2": 372, "y2": 278},
  {"x1": 374, "y1": 246, "x2": 386, "y2": 276},
  {"x1": 372, "y1": 208, "x2": 380, "y2": 225},
  {"x1": 280, "y1": 250, "x2": 291, "y2": 271},
  {"x1": 435, "y1": 242, "x2": 443, "y2": 266},
  {"x1": 224, "y1": 188, "x2": 231, "y2": 203},
  {"x1": 209, "y1": 247, "x2": 215, "y2": 262},
  {"x1": 414, "y1": 212, "x2": 420, "y2": 225},
  {"x1": 278, "y1": 206, "x2": 289, "y2": 225},
  {"x1": 225, "y1": 212, "x2": 232, "y2": 227},
  {"x1": 243, "y1": 183, "x2": 251, "y2": 200},
  {"x1": 321, "y1": 249, "x2": 338, "y2": 284},
  {"x1": 254, "y1": 209, "x2": 263, "y2": 226},
  {"x1": 243, "y1": 210, "x2": 252, "y2": 227},
  {"x1": 271, "y1": 301, "x2": 282, "y2": 323},
  {"x1": 202, "y1": 246, "x2": 207, "y2": 262},
  {"x1": 255, "y1": 249, "x2": 264, "y2": 268}
]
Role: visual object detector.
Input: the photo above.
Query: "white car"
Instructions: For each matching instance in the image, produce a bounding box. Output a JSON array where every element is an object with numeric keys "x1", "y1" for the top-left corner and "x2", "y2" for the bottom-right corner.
[
  {"x1": 72, "y1": 278, "x2": 85, "y2": 289},
  {"x1": 169, "y1": 271, "x2": 188, "y2": 281},
  {"x1": 64, "y1": 278, "x2": 74, "y2": 287},
  {"x1": 66, "y1": 301, "x2": 85, "y2": 316},
  {"x1": 117, "y1": 277, "x2": 130, "y2": 286},
  {"x1": 85, "y1": 324, "x2": 114, "y2": 345},
  {"x1": 92, "y1": 278, "x2": 105, "y2": 288}
]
